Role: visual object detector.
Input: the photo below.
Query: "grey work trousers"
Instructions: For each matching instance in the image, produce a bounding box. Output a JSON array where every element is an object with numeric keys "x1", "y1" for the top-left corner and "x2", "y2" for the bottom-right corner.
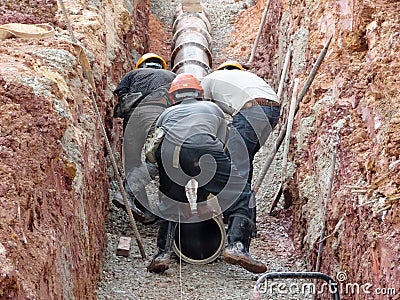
[
  {"x1": 123, "y1": 104, "x2": 166, "y2": 209},
  {"x1": 123, "y1": 104, "x2": 166, "y2": 174}
]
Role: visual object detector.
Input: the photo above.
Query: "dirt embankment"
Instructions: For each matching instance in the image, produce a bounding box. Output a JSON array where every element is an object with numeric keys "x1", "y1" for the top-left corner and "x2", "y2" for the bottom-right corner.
[
  {"x1": 0, "y1": 0, "x2": 149, "y2": 298},
  {"x1": 220, "y1": 0, "x2": 399, "y2": 296},
  {"x1": 242, "y1": 0, "x2": 400, "y2": 297}
]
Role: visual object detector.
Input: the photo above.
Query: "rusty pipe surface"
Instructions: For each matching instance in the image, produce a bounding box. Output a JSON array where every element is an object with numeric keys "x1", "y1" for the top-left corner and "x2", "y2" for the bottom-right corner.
[{"x1": 171, "y1": 6, "x2": 212, "y2": 79}]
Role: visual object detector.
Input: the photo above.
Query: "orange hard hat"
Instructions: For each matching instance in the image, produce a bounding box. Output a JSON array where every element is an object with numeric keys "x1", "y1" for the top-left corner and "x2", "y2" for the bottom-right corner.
[
  {"x1": 135, "y1": 53, "x2": 167, "y2": 69},
  {"x1": 216, "y1": 60, "x2": 244, "y2": 71},
  {"x1": 168, "y1": 73, "x2": 204, "y2": 105}
]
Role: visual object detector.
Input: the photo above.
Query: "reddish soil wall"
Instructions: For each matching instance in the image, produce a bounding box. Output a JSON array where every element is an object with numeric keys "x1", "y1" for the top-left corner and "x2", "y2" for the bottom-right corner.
[
  {"x1": 246, "y1": 0, "x2": 400, "y2": 298},
  {"x1": 227, "y1": 0, "x2": 400, "y2": 298},
  {"x1": 0, "y1": 0, "x2": 150, "y2": 298}
]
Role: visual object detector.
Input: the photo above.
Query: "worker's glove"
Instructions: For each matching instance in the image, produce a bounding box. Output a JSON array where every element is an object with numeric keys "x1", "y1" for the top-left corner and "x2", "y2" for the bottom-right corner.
[
  {"x1": 113, "y1": 92, "x2": 142, "y2": 118},
  {"x1": 144, "y1": 127, "x2": 165, "y2": 164}
]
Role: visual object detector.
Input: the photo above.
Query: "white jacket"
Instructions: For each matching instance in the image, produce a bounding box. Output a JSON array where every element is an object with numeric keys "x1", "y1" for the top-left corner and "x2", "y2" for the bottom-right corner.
[{"x1": 201, "y1": 69, "x2": 278, "y2": 115}]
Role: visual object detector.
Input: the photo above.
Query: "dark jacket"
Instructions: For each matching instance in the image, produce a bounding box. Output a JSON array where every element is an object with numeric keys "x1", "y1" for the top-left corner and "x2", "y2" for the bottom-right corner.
[{"x1": 113, "y1": 69, "x2": 176, "y2": 119}]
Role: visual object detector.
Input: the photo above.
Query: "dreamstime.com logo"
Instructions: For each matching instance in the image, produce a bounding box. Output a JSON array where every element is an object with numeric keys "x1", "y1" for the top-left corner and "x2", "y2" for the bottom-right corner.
[{"x1": 257, "y1": 271, "x2": 397, "y2": 297}]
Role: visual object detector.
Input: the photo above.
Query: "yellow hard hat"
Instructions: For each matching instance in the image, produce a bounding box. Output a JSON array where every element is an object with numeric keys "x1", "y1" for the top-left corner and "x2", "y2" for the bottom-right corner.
[
  {"x1": 216, "y1": 60, "x2": 244, "y2": 71},
  {"x1": 135, "y1": 53, "x2": 167, "y2": 70}
]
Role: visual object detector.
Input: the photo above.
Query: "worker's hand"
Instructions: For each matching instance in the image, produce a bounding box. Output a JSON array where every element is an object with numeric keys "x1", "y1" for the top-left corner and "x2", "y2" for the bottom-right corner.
[{"x1": 197, "y1": 197, "x2": 222, "y2": 219}]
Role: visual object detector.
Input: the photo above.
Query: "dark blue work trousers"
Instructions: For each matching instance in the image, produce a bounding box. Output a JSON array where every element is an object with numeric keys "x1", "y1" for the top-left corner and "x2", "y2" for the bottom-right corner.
[{"x1": 227, "y1": 105, "x2": 281, "y2": 185}]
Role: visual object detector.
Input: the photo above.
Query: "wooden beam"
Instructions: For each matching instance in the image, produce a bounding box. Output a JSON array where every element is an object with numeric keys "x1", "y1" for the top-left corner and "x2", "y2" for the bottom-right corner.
[{"x1": 181, "y1": 0, "x2": 202, "y2": 12}]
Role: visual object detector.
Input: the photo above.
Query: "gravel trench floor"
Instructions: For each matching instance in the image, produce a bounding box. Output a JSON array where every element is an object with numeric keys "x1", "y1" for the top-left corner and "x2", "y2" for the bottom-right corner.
[{"x1": 97, "y1": 1, "x2": 309, "y2": 299}]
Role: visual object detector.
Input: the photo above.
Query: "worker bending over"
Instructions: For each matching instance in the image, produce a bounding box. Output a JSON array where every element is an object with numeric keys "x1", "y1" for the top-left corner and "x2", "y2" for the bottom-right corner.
[
  {"x1": 113, "y1": 53, "x2": 176, "y2": 224},
  {"x1": 201, "y1": 61, "x2": 281, "y2": 226},
  {"x1": 147, "y1": 73, "x2": 268, "y2": 274}
]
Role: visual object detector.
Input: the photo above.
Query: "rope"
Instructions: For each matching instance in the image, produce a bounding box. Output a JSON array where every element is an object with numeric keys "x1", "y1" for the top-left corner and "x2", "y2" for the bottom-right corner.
[
  {"x1": 57, "y1": 0, "x2": 146, "y2": 258},
  {"x1": 0, "y1": 23, "x2": 54, "y2": 40},
  {"x1": 178, "y1": 212, "x2": 183, "y2": 300}
]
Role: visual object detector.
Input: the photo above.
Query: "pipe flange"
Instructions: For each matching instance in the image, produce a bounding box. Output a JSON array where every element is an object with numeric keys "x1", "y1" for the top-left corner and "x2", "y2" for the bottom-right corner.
[
  {"x1": 172, "y1": 58, "x2": 212, "y2": 74},
  {"x1": 172, "y1": 26, "x2": 212, "y2": 46},
  {"x1": 171, "y1": 41, "x2": 213, "y2": 68},
  {"x1": 173, "y1": 11, "x2": 212, "y2": 33}
]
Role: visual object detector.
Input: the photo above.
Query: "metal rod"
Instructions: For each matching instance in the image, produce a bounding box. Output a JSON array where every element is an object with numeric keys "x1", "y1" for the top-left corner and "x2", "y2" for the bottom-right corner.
[
  {"x1": 247, "y1": 0, "x2": 272, "y2": 64},
  {"x1": 269, "y1": 78, "x2": 299, "y2": 213},
  {"x1": 281, "y1": 78, "x2": 299, "y2": 184},
  {"x1": 253, "y1": 35, "x2": 333, "y2": 196},
  {"x1": 89, "y1": 91, "x2": 146, "y2": 259},
  {"x1": 58, "y1": 0, "x2": 77, "y2": 43},
  {"x1": 315, "y1": 141, "x2": 337, "y2": 272},
  {"x1": 264, "y1": 46, "x2": 292, "y2": 212},
  {"x1": 277, "y1": 46, "x2": 291, "y2": 101},
  {"x1": 295, "y1": 35, "x2": 333, "y2": 114}
]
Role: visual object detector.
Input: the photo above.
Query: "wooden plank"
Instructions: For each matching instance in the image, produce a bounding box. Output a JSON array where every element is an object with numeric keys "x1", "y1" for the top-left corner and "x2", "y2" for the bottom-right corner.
[
  {"x1": 116, "y1": 236, "x2": 131, "y2": 257},
  {"x1": 182, "y1": 0, "x2": 202, "y2": 12},
  {"x1": 182, "y1": 0, "x2": 201, "y2": 4},
  {"x1": 182, "y1": 4, "x2": 203, "y2": 12}
]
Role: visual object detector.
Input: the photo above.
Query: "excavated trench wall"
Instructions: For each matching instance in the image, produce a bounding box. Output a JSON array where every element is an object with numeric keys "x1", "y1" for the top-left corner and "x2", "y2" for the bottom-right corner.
[
  {"x1": 0, "y1": 0, "x2": 150, "y2": 298},
  {"x1": 244, "y1": 0, "x2": 400, "y2": 297},
  {"x1": 1, "y1": 0, "x2": 399, "y2": 298}
]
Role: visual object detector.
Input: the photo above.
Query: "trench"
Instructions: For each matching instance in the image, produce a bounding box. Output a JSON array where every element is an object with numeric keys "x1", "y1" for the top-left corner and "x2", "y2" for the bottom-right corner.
[
  {"x1": 97, "y1": 1, "x2": 308, "y2": 299},
  {"x1": 1, "y1": 0, "x2": 399, "y2": 298}
]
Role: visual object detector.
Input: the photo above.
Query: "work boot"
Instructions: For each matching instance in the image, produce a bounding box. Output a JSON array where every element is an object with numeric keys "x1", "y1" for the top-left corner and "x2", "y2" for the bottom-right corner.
[
  {"x1": 124, "y1": 176, "x2": 158, "y2": 225},
  {"x1": 112, "y1": 190, "x2": 158, "y2": 225},
  {"x1": 147, "y1": 220, "x2": 175, "y2": 273},
  {"x1": 224, "y1": 215, "x2": 267, "y2": 274},
  {"x1": 112, "y1": 191, "x2": 146, "y2": 223}
]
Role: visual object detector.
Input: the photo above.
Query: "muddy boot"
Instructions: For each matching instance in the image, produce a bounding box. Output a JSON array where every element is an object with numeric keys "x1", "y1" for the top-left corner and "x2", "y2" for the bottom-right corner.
[
  {"x1": 147, "y1": 220, "x2": 175, "y2": 273},
  {"x1": 112, "y1": 191, "x2": 146, "y2": 223},
  {"x1": 117, "y1": 178, "x2": 158, "y2": 225},
  {"x1": 224, "y1": 215, "x2": 267, "y2": 274}
]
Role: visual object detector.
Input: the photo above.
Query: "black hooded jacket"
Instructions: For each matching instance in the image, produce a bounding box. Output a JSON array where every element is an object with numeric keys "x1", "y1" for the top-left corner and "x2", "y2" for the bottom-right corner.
[{"x1": 113, "y1": 69, "x2": 176, "y2": 120}]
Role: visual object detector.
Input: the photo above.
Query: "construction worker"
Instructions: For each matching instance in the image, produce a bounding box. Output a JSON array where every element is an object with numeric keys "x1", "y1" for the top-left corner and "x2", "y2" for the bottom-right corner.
[
  {"x1": 147, "y1": 73, "x2": 267, "y2": 274},
  {"x1": 201, "y1": 60, "x2": 281, "y2": 228},
  {"x1": 112, "y1": 53, "x2": 176, "y2": 224}
]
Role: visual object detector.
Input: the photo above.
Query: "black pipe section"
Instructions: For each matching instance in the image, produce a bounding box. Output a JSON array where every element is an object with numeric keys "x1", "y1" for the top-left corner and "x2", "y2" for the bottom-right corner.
[
  {"x1": 173, "y1": 217, "x2": 225, "y2": 265},
  {"x1": 170, "y1": 4, "x2": 226, "y2": 265}
]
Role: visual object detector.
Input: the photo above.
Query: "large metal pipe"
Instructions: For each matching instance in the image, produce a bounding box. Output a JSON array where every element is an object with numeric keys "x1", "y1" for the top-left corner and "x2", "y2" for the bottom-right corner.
[
  {"x1": 173, "y1": 216, "x2": 225, "y2": 265},
  {"x1": 171, "y1": 6, "x2": 212, "y2": 79},
  {"x1": 170, "y1": 4, "x2": 226, "y2": 264}
]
